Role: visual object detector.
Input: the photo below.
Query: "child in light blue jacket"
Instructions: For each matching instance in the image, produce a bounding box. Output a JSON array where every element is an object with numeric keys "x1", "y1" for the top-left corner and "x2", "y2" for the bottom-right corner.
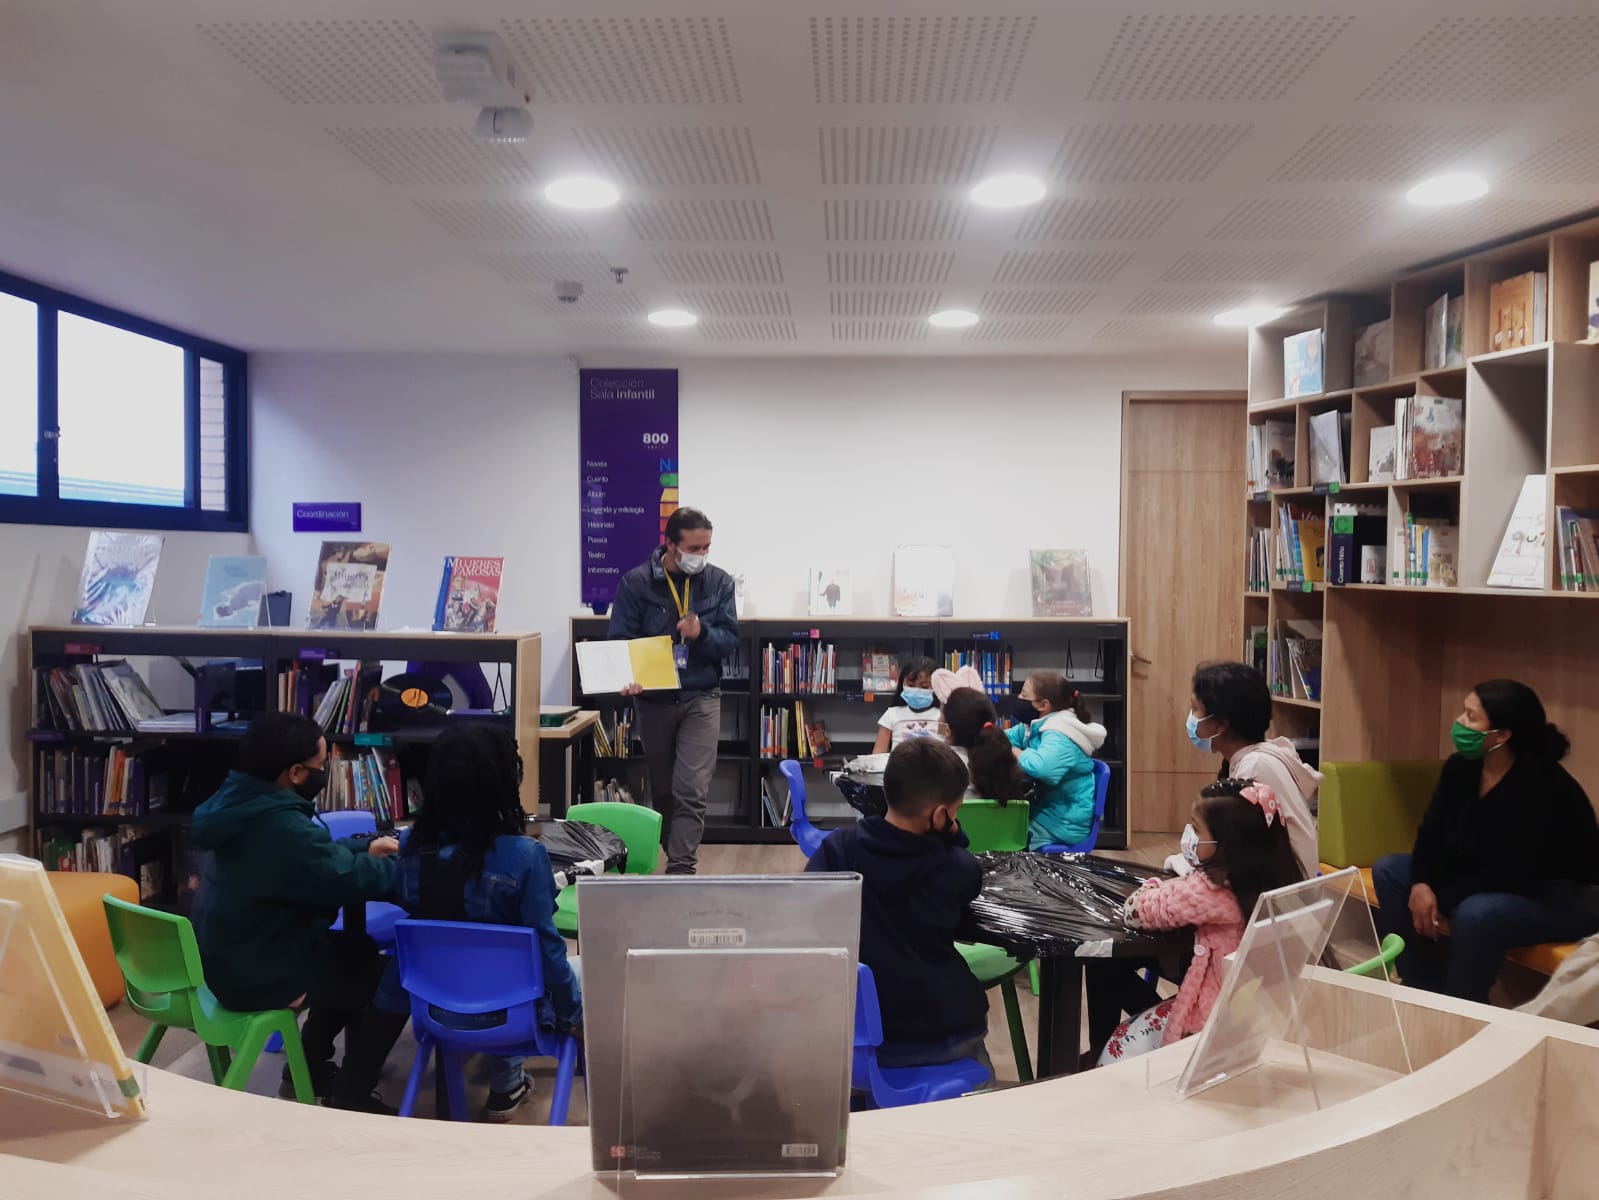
[{"x1": 1008, "y1": 670, "x2": 1107, "y2": 849}]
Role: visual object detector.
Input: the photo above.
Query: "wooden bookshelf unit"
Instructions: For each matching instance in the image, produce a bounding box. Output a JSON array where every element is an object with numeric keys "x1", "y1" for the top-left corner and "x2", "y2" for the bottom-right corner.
[{"x1": 1239, "y1": 213, "x2": 1599, "y2": 790}]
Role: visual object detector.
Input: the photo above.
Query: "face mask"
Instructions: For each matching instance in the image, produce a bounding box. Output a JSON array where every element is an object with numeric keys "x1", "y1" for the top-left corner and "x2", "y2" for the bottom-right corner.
[
  {"x1": 676, "y1": 552, "x2": 707, "y2": 576},
  {"x1": 1180, "y1": 822, "x2": 1216, "y2": 868},
  {"x1": 294, "y1": 766, "x2": 328, "y2": 802},
  {"x1": 1451, "y1": 719, "x2": 1499, "y2": 760},
  {"x1": 1012, "y1": 697, "x2": 1039, "y2": 722},
  {"x1": 930, "y1": 807, "x2": 963, "y2": 845},
  {"x1": 1186, "y1": 711, "x2": 1214, "y2": 753},
  {"x1": 902, "y1": 687, "x2": 935, "y2": 712}
]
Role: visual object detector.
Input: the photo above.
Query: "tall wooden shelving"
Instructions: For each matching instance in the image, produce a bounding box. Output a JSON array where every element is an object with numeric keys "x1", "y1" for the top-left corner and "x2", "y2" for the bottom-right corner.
[{"x1": 1240, "y1": 214, "x2": 1599, "y2": 793}]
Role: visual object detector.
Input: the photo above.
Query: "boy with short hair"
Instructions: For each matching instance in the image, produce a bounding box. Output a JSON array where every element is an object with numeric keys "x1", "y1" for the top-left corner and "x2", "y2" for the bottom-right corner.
[{"x1": 805, "y1": 739, "x2": 991, "y2": 1076}]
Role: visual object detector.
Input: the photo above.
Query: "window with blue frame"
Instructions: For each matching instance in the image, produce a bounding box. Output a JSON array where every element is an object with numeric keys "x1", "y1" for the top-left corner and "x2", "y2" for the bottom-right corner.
[{"x1": 0, "y1": 269, "x2": 247, "y2": 531}]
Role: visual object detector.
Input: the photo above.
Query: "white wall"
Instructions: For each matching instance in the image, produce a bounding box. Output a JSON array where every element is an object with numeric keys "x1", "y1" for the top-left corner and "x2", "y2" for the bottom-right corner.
[
  {"x1": 251, "y1": 352, "x2": 1243, "y2": 704},
  {"x1": 0, "y1": 524, "x2": 253, "y2": 837}
]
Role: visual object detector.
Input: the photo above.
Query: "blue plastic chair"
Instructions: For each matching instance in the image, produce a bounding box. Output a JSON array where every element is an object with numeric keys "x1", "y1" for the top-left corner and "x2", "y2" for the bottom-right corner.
[
  {"x1": 780, "y1": 760, "x2": 828, "y2": 858},
  {"x1": 1037, "y1": 759, "x2": 1112, "y2": 855},
  {"x1": 852, "y1": 964, "x2": 990, "y2": 1108},
  {"x1": 320, "y1": 809, "x2": 407, "y2": 946},
  {"x1": 392, "y1": 919, "x2": 581, "y2": 1124}
]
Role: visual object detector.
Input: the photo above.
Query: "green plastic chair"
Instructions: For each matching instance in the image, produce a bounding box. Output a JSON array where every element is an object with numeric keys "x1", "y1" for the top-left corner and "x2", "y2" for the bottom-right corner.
[
  {"x1": 954, "y1": 799, "x2": 1034, "y2": 1082},
  {"x1": 1344, "y1": 932, "x2": 1406, "y2": 979},
  {"x1": 553, "y1": 801, "x2": 665, "y2": 938},
  {"x1": 102, "y1": 895, "x2": 316, "y2": 1102}
]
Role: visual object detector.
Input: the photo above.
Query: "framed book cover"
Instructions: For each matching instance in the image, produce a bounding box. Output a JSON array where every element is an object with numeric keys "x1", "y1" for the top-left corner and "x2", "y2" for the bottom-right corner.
[
  {"x1": 71, "y1": 532, "x2": 163, "y2": 627},
  {"x1": 892, "y1": 545, "x2": 953, "y2": 617},
  {"x1": 432, "y1": 555, "x2": 504, "y2": 633},
  {"x1": 807, "y1": 568, "x2": 853, "y2": 616},
  {"x1": 1028, "y1": 549, "x2": 1093, "y2": 617},
  {"x1": 198, "y1": 555, "x2": 267, "y2": 628},
  {"x1": 307, "y1": 541, "x2": 390, "y2": 630}
]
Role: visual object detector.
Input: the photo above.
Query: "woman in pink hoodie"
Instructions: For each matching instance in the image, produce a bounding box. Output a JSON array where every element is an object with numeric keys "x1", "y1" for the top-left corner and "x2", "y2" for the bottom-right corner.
[{"x1": 1099, "y1": 778, "x2": 1304, "y2": 1064}]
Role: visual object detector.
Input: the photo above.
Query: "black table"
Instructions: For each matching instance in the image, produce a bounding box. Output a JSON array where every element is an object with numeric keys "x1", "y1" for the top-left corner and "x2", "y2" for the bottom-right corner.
[{"x1": 1028, "y1": 932, "x2": 1188, "y2": 1078}]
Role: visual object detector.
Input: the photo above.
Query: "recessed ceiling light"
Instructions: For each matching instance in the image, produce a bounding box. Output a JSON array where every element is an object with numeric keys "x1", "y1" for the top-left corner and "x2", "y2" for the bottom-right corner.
[
  {"x1": 1213, "y1": 305, "x2": 1287, "y2": 328},
  {"x1": 969, "y1": 175, "x2": 1046, "y2": 209},
  {"x1": 545, "y1": 176, "x2": 620, "y2": 210},
  {"x1": 1404, "y1": 172, "x2": 1489, "y2": 207},
  {"x1": 929, "y1": 309, "x2": 980, "y2": 329},
  {"x1": 647, "y1": 308, "x2": 698, "y2": 328}
]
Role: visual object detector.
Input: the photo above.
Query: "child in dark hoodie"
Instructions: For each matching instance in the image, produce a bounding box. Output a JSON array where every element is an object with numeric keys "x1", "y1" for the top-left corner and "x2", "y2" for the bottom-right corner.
[
  {"x1": 805, "y1": 738, "x2": 992, "y2": 1078},
  {"x1": 190, "y1": 712, "x2": 398, "y2": 1105}
]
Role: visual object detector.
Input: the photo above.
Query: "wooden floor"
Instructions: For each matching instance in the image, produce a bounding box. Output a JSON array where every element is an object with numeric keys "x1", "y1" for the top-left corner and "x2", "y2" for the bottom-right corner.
[{"x1": 109, "y1": 833, "x2": 1179, "y2": 1125}]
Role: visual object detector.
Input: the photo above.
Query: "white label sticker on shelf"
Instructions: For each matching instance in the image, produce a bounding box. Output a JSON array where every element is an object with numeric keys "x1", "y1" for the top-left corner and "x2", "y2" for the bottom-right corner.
[
  {"x1": 782, "y1": 1144, "x2": 820, "y2": 1159},
  {"x1": 688, "y1": 927, "x2": 746, "y2": 948}
]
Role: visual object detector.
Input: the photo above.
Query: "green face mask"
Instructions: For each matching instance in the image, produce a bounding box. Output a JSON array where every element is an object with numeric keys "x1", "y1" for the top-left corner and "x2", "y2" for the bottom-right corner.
[{"x1": 1451, "y1": 719, "x2": 1495, "y2": 760}]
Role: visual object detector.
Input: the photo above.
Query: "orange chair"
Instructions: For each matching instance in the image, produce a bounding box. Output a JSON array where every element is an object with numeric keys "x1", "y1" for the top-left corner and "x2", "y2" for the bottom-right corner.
[{"x1": 47, "y1": 871, "x2": 138, "y2": 1007}]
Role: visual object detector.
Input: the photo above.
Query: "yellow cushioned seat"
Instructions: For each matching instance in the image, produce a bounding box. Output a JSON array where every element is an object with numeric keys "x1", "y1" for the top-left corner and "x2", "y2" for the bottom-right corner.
[{"x1": 47, "y1": 871, "x2": 139, "y2": 1007}]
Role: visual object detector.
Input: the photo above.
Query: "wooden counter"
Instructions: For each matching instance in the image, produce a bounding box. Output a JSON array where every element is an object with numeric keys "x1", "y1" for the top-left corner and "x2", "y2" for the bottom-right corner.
[{"x1": 4, "y1": 971, "x2": 1596, "y2": 1200}]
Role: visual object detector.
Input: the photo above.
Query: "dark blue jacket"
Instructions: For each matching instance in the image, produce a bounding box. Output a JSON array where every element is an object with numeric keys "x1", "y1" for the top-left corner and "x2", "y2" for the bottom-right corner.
[
  {"x1": 607, "y1": 546, "x2": 739, "y2": 692},
  {"x1": 805, "y1": 817, "x2": 987, "y2": 1048}
]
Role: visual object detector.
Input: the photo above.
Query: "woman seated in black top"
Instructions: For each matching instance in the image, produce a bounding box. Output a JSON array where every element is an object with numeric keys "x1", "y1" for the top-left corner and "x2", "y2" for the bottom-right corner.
[{"x1": 1374, "y1": 679, "x2": 1599, "y2": 1002}]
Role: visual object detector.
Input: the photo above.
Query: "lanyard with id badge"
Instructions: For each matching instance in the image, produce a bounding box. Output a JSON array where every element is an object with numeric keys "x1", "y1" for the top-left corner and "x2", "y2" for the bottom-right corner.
[{"x1": 665, "y1": 573, "x2": 692, "y2": 672}]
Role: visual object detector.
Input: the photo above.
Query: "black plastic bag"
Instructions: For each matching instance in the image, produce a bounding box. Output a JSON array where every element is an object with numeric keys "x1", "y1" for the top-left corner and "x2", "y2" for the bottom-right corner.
[
  {"x1": 540, "y1": 819, "x2": 628, "y2": 874},
  {"x1": 969, "y1": 852, "x2": 1166, "y2": 953}
]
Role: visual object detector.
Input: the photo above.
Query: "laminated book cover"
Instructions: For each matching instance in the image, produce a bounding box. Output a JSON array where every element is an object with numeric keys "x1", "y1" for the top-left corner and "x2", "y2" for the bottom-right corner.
[
  {"x1": 432, "y1": 555, "x2": 504, "y2": 633},
  {"x1": 1029, "y1": 549, "x2": 1093, "y2": 617},
  {"x1": 307, "y1": 541, "x2": 390, "y2": 630},
  {"x1": 892, "y1": 545, "x2": 954, "y2": 617},
  {"x1": 71, "y1": 532, "x2": 164, "y2": 627},
  {"x1": 198, "y1": 555, "x2": 267, "y2": 628},
  {"x1": 1409, "y1": 397, "x2": 1464, "y2": 479},
  {"x1": 1282, "y1": 329, "x2": 1323, "y2": 399},
  {"x1": 807, "y1": 568, "x2": 853, "y2": 616}
]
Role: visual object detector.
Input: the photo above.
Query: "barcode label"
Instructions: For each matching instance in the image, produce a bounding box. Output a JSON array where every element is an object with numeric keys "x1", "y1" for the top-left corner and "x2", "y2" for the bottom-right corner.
[
  {"x1": 688, "y1": 928, "x2": 746, "y2": 948},
  {"x1": 781, "y1": 1143, "x2": 819, "y2": 1159}
]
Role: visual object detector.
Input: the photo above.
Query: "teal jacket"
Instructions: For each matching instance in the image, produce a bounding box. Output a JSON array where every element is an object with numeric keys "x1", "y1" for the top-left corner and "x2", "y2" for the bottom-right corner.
[
  {"x1": 1006, "y1": 711, "x2": 1107, "y2": 849},
  {"x1": 189, "y1": 770, "x2": 396, "y2": 1011}
]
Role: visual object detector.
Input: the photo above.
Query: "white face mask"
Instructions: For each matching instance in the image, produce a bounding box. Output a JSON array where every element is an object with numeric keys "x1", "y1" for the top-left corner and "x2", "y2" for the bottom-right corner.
[
  {"x1": 676, "y1": 552, "x2": 708, "y2": 576},
  {"x1": 1180, "y1": 822, "x2": 1215, "y2": 868}
]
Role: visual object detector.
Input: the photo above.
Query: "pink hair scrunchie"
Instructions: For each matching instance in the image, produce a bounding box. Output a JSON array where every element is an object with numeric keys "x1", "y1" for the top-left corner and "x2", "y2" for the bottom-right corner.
[
  {"x1": 1240, "y1": 781, "x2": 1284, "y2": 827},
  {"x1": 931, "y1": 665, "x2": 984, "y2": 704}
]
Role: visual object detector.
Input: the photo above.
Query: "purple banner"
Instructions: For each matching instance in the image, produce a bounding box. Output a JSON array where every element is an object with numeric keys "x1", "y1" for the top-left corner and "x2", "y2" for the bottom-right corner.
[
  {"x1": 580, "y1": 368, "x2": 678, "y2": 607},
  {"x1": 292, "y1": 502, "x2": 362, "y2": 532}
]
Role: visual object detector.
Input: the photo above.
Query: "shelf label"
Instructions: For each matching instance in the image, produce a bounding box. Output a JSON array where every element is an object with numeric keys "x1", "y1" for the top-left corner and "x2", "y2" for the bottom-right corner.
[
  {"x1": 1312, "y1": 482, "x2": 1341, "y2": 495},
  {"x1": 354, "y1": 732, "x2": 392, "y2": 747},
  {"x1": 298, "y1": 648, "x2": 328, "y2": 660},
  {"x1": 63, "y1": 643, "x2": 100, "y2": 656},
  {"x1": 1250, "y1": 491, "x2": 1269, "y2": 502},
  {"x1": 969, "y1": 630, "x2": 1002, "y2": 641},
  {"x1": 1302, "y1": 581, "x2": 1313, "y2": 593},
  {"x1": 292, "y1": 502, "x2": 362, "y2": 532}
]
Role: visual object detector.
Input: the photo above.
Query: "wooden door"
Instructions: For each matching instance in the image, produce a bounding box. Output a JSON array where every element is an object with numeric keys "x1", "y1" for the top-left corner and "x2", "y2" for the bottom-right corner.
[{"x1": 1121, "y1": 391, "x2": 1247, "y2": 832}]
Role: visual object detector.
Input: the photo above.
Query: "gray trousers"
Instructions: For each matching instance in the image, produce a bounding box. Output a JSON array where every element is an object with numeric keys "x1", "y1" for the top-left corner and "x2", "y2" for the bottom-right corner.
[{"x1": 634, "y1": 690, "x2": 720, "y2": 874}]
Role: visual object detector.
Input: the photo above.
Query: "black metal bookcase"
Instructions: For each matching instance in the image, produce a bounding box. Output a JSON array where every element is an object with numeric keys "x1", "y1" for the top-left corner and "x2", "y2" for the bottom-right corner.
[{"x1": 569, "y1": 616, "x2": 1131, "y2": 848}]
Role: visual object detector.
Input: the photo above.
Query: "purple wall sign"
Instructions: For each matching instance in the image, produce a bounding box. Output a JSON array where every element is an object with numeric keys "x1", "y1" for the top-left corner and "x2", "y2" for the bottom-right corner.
[
  {"x1": 580, "y1": 368, "x2": 679, "y2": 607},
  {"x1": 292, "y1": 502, "x2": 362, "y2": 533}
]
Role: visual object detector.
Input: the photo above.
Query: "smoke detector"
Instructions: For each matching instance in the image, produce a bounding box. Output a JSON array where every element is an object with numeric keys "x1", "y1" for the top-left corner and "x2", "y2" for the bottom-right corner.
[
  {"x1": 474, "y1": 106, "x2": 532, "y2": 143},
  {"x1": 432, "y1": 31, "x2": 526, "y2": 106}
]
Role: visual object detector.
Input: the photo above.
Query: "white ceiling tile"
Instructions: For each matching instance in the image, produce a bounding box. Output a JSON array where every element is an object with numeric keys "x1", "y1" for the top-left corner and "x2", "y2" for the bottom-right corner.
[
  {"x1": 1122, "y1": 288, "x2": 1251, "y2": 316},
  {"x1": 818, "y1": 126, "x2": 997, "y2": 185},
  {"x1": 326, "y1": 127, "x2": 536, "y2": 186},
  {"x1": 529, "y1": 289, "x2": 644, "y2": 316},
  {"x1": 1207, "y1": 197, "x2": 1385, "y2": 241},
  {"x1": 992, "y1": 250, "x2": 1132, "y2": 285},
  {"x1": 198, "y1": 19, "x2": 437, "y2": 104},
  {"x1": 1359, "y1": 17, "x2": 1599, "y2": 103},
  {"x1": 831, "y1": 320, "x2": 928, "y2": 344},
  {"x1": 827, "y1": 252, "x2": 954, "y2": 286},
  {"x1": 412, "y1": 197, "x2": 588, "y2": 242},
  {"x1": 1093, "y1": 316, "x2": 1217, "y2": 345},
  {"x1": 1086, "y1": 14, "x2": 1353, "y2": 103},
  {"x1": 1050, "y1": 124, "x2": 1252, "y2": 184},
  {"x1": 573, "y1": 126, "x2": 760, "y2": 187},
  {"x1": 1269, "y1": 124, "x2": 1504, "y2": 183},
  {"x1": 679, "y1": 290, "x2": 793, "y2": 318},
  {"x1": 1504, "y1": 128, "x2": 1599, "y2": 185},
  {"x1": 978, "y1": 289, "x2": 1097, "y2": 317},
  {"x1": 1158, "y1": 249, "x2": 1313, "y2": 283},
  {"x1": 1400, "y1": 195, "x2": 1592, "y2": 247},
  {"x1": 964, "y1": 318, "x2": 1069, "y2": 343},
  {"x1": 700, "y1": 319, "x2": 799, "y2": 343},
  {"x1": 501, "y1": 16, "x2": 740, "y2": 104},
  {"x1": 809, "y1": 16, "x2": 1035, "y2": 104},
  {"x1": 829, "y1": 291, "x2": 941, "y2": 318},
  {"x1": 654, "y1": 250, "x2": 784, "y2": 285},
  {"x1": 480, "y1": 250, "x2": 614, "y2": 284},
  {"x1": 823, "y1": 200, "x2": 968, "y2": 243},
  {"x1": 560, "y1": 317, "x2": 669, "y2": 344},
  {"x1": 1016, "y1": 196, "x2": 1182, "y2": 242},
  {"x1": 1320, "y1": 249, "x2": 1430, "y2": 289},
  {"x1": 625, "y1": 199, "x2": 774, "y2": 243}
]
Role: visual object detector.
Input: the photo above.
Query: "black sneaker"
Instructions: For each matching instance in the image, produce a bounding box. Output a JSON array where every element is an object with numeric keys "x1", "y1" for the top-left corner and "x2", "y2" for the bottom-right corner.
[
  {"x1": 483, "y1": 1070, "x2": 533, "y2": 1123},
  {"x1": 331, "y1": 1090, "x2": 398, "y2": 1116},
  {"x1": 280, "y1": 1059, "x2": 337, "y2": 1103}
]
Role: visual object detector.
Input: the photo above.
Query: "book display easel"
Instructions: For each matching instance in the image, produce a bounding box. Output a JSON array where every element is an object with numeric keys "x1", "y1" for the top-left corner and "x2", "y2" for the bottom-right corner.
[
  {"x1": 25, "y1": 625, "x2": 540, "y2": 909},
  {"x1": 570, "y1": 616, "x2": 1131, "y2": 847},
  {"x1": 1238, "y1": 214, "x2": 1599, "y2": 782}
]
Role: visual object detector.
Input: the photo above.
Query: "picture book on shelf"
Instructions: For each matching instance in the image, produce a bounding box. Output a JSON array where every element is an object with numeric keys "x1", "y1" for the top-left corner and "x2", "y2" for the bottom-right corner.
[
  {"x1": 1367, "y1": 425, "x2": 1397, "y2": 483},
  {"x1": 71, "y1": 532, "x2": 163, "y2": 627},
  {"x1": 807, "y1": 568, "x2": 853, "y2": 617},
  {"x1": 1446, "y1": 296, "x2": 1464, "y2": 365},
  {"x1": 1490, "y1": 272, "x2": 1547, "y2": 350},
  {"x1": 432, "y1": 555, "x2": 503, "y2": 633},
  {"x1": 1248, "y1": 418, "x2": 1295, "y2": 491},
  {"x1": 1396, "y1": 396, "x2": 1463, "y2": 480},
  {"x1": 1308, "y1": 410, "x2": 1346, "y2": 485},
  {"x1": 1328, "y1": 501, "x2": 1385, "y2": 586},
  {"x1": 1555, "y1": 507, "x2": 1599, "y2": 592},
  {"x1": 1352, "y1": 319, "x2": 1391, "y2": 386},
  {"x1": 307, "y1": 541, "x2": 390, "y2": 630},
  {"x1": 861, "y1": 648, "x2": 899, "y2": 694},
  {"x1": 1282, "y1": 329, "x2": 1323, "y2": 399},
  {"x1": 1586, "y1": 261, "x2": 1599, "y2": 343},
  {"x1": 198, "y1": 555, "x2": 267, "y2": 628},
  {"x1": 892, "y1": 545, "x2": 953, "y2": 617},
  {"x1": 1487, "y1": 475, "x2": 1547, "y2": 590},
  {"x1": 1029, "y1": 549, "x2": 1093, "y2": 617}
]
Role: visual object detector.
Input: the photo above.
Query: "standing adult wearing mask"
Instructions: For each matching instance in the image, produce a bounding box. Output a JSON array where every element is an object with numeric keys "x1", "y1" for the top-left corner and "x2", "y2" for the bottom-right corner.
[
  {"x1": 610, "y1": 506, "x2": 739, "y2": 874},
  {"x1": 1373, "y1": 680, "x2": 1599, "y2": 1001},
  {"x1": 1184, "y1": 662, "x2": 1321, "y2": 879}
]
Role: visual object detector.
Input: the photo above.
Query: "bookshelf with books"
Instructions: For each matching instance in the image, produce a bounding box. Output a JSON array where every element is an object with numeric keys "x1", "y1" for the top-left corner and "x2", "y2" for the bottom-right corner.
[
  {"x1": 568, "y1": 616, "x2": 1131, "y2": 847},
  {"x1": 1231, "y1": 212, "x2": 1599, "y2": 799},
  {"x1": 26, "y1": 625, "x2": 542, "y2": 908}
]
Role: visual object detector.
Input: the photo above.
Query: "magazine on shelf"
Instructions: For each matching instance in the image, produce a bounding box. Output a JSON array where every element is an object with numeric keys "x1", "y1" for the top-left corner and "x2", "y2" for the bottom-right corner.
[
  {"x1": 806, "y1": 567, "x2": 853, "y2": 617},
  {"x1": 1028, "y1": 549, "x2": 1093, "y2": 617},
  {"x1": 198, "y1": 555, "x2": 267, "y2": 628},
  {"x1": 432, "y1": 555, "x2": 503, "y2": 633},
  {"x1": 307, "y1": 541, "x2": 390, "y2": 630},
  {"x1": 71, "y1": 532, "x2": 163, "y2": 627},
  {"x1": 1487, "y1": 475, "x2": 1547, "y2": 590}
]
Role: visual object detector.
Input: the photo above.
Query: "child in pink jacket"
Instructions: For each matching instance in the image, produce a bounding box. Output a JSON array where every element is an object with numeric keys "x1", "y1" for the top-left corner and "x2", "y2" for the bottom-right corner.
[{"x1": 1099, "y1": 777, "x2": 1304, "y2": 1064}]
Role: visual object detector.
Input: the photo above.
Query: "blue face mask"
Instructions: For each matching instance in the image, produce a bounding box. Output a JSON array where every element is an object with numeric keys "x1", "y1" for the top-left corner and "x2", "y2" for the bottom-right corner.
[
  {"x1": 1186, "y1": 711, "x2": 1214, "y2": 753},
  {"x1": 901, "y1": 687, "x2": 935, "y2": 712}
]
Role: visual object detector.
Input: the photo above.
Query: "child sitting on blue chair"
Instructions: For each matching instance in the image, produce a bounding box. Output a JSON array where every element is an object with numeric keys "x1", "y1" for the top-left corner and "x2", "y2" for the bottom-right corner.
[
  {"x1": 337, "y1": 724, "x2": 582, "y2": 1121},
  {"x1": 805, "y1": 739, "x2": 992, "y2": 1082}
]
